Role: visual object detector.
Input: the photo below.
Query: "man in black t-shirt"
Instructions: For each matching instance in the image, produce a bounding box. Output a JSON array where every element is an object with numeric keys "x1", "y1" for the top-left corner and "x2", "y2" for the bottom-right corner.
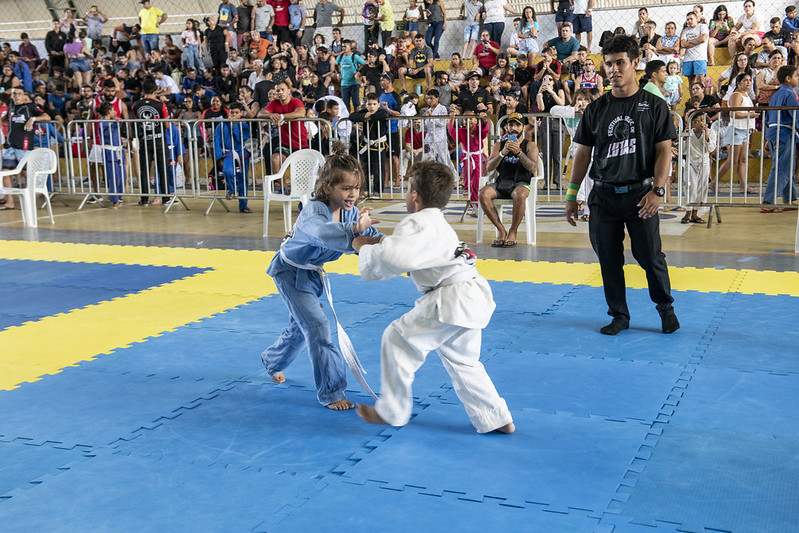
[
  {"x1": 1, "y1": 88, "x2": 50, "y2": 210},
  {"x1": 132, "y1": 76, "x2": 170, "y2": 206},
  {"x1": 453, "y1": 71, "x2": 493, "y2": 114},
  {"x1": 565, "y1": 36, "x2": 679, "y2": 336}
]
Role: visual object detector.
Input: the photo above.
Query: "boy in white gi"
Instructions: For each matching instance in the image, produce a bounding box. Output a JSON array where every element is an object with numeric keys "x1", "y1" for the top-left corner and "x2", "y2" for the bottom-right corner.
[{"x1": 352, "y1": 161, "x2": 515, "y2": 434}]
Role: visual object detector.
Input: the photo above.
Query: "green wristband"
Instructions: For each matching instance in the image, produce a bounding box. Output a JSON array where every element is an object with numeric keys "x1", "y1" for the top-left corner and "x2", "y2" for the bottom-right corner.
[
  {"x1": 567, "y1": 183, "x2": 580, "y2": 194},
  {"x1": 565, "y1": 194, "x2": 577, "y2": 202}
]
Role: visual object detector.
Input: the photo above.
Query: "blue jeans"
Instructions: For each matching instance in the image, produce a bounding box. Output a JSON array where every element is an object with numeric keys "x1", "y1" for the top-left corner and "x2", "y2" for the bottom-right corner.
[
  {"x1": 763, "y1": 139, "x2": 798, "y2": 204},
  {"x1": 141, "y1": 33, "x2": 159, "y2": 54},
  {"x1": 183, "y1": 43, "x2": 202, "y2": 73},
  {"x1": 261, "y1": 269, "x2": 348, "y2": 406},
  {"x1": 341, "y1": 84, "x2": 360, "y2": 112},
  {"x1": 484, "y1": 22, "x2": 505, "y2": 46},
  {"x1": 426, "y1": 21, "x2": 444, "y2": 58},
  {"x1": 222, "y1": 155, "x2": 249, "y2": 210}
]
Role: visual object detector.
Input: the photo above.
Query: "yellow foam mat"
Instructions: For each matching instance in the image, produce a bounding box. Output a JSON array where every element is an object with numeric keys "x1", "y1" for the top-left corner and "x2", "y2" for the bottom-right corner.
[{"x1": 1, "y1": 239, "x2": 797, "y2": 390}]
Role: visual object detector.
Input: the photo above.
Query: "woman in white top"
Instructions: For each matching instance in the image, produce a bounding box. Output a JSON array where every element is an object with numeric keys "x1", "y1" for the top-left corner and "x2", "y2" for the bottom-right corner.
[
  {"x1": 716, "y1": 73, "x2": 758, "y2": 194},
  {"x1": 482, "y1": 0, "x2": 517, "y2": 46},
  {"x1": 404, "y1": 0, "x2": 422, "y2": 40},
  {"x1": 728, "y1": 0, "x2": 762, "y2": 56},
  {"x1": 716, "y1": 52, "x2": 755, "y2": 101}
]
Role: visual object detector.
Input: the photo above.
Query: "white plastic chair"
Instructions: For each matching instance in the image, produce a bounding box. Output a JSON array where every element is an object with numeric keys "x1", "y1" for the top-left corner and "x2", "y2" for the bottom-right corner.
[
  {"x1": 263, "y1": 149, "x2": 326, "y2": 237},
  {"x1": 476, "y1": 154, "x2": 545, "y2": 246},
  {"x1": 0, "y1": 148, "x2": 57, "y2": 228}
]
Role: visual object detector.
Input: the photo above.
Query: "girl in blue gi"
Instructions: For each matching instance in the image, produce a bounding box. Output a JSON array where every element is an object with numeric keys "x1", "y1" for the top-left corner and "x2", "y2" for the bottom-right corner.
[
  {"x1": 97, "y1": 102, "x2": 126, "y2": 209},
  {"x1": 261, "y1": 147, "x2": 382, "y2": 410},
  {"x1": 213, "y1": 103, "x2": 252, "y2": 213}
]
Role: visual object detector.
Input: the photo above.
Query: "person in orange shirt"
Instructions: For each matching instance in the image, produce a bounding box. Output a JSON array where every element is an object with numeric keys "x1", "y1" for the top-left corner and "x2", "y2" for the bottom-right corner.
[{"x1": 249, "y1": 30, "x2": 271, "y2": 59}]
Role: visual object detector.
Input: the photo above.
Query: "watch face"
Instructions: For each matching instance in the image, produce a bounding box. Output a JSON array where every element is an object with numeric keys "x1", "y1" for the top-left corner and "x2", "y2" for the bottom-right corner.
[{"x1": 653, "y1": 186, "x2": 665, "y2": 197}]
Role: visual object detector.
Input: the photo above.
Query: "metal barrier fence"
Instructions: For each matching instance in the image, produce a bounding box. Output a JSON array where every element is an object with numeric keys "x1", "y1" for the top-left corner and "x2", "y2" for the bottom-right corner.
[
  {"x1": 334, "y1": 114, "x2": 494, "y2": 209},
  {"x1": 682, "y1": 106, "x2": 798, "y2": 212}
]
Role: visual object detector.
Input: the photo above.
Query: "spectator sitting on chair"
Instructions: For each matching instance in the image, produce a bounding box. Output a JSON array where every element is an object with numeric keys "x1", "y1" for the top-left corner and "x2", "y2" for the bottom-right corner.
[
  {"x1": 472, "y1": 29, "x2": 501, "y2": 77},
  {"x1": 452, "y1": 70, "x2": 493, "y2": 115},
  {"x1": 1, "y1": 88, "x2": 51, "y2": 211},
  {"x1": 478, "y1": 112, "x2": 539, "y2": 248},
  {"x1": 546, "y1": 22, "x2": 581, "y2": 69},
  {"x1": 399, "y1": 34, "x2": 433, "y2": 92}
]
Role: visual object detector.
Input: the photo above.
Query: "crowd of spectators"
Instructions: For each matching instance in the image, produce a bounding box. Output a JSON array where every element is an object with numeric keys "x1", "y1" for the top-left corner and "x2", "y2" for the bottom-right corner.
[{"x1": 0, "y1": 0, "x2": 797, "y2": 207}]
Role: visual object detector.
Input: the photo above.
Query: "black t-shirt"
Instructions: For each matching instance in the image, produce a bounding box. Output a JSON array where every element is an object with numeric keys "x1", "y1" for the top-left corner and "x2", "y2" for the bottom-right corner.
[
  {"x1": 131, "y1": 97, "x2": 169, "y2": 140},
  {"x1": 699, "y1": 94, "x2": 720, "y2": 118},
  {"x1": 205, "y1": 26, "x2": 227, "y2": 49},
  {"x1": 574, "y1": 88, "x2": 677, "y2": 185},
  {"x1": 358, "y1": 64, "x2": 384, "y2": 91},
  {"x1": 514, "y1": 66, "x2": 534, "y2": 87},
  {"x1": 763, "y1": 29, "x2": 792, "y2": 47},
  {"x1": 254, "y1": 79, "x2": 276, "y2": 108},
  {"x1": 456, "y1": 86, "x2": 491, "y2": 112},
  {"x1": 7, "y1": 103, "x2": 42, "y2": 150}
]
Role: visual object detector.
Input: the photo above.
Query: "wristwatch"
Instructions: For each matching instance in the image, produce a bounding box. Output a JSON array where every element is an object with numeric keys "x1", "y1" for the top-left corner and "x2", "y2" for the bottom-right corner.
[{"x1": 652, "y1": 186, "x2": 666, "y2": 197}]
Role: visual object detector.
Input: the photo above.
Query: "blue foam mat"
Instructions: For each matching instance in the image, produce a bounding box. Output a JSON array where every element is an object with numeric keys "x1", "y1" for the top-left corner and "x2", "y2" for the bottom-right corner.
[
  {"x1": 615, "y1": 426, "x2": 799, "y2": 533},
  {"x1": 267, "y1": 478, "x2": 603, "y2": 533},
  {"x1": 109, "y1": 381, "x2": 386, "y2": 476},
  {"x1": 702, "y1": 293, "x2": 799, "y2": 372},
  {"x1": 0, "y1": 451, "x2": 320, "y2": 532},
  {"x1": 432, "y1": 350, "x2": 685, "y2": 422},
  {"x1": 0, "y1": 366, "x2": 242, "y2": 449},
  {"x1": 0, "y1": 441, "x2": 92, "y2": 497},
  {"x1": 668, "y1": 366, "x2": 799, "y2": 437},
  {"x1": 340, "y1": 402, "x2": 652, "y2": 513}
]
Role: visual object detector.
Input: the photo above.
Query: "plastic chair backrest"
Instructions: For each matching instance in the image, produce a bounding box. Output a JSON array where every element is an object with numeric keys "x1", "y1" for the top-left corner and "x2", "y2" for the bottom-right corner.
[
  {"x1": 285, "y1": 149, "x2": 326, "y2": 201},
  {"x1": 26, "y1": 149, "x2": 57, "y2": 192}
]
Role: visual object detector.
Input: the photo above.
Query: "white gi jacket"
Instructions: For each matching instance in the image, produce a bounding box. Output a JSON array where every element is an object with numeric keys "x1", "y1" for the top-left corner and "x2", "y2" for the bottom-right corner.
[{"x1": 358, "y1": 208, "x2": 495, "y2": 329}]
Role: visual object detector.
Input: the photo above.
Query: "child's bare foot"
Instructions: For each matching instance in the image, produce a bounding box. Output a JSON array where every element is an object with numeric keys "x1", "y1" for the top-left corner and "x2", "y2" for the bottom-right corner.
[
  {"x1": 326, "y1": 398, "x2": 355, "y2": 410},
  {"x1": 356, "y1": 404, "x2": 389, "y2": 424},
  {"x1": 271, "y1": 372, "x2": 286, "y2": 384},
  {"x1": 494, "y1": 422, "x2": 515, "y2": 434}
]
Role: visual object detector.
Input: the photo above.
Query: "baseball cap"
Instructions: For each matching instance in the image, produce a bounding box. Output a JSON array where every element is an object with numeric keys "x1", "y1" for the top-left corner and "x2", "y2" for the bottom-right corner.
[
  {"x1": 380, "y1": 72, "x2": 394, "y2": 82},
  {"x1": 504, "y1": 84, "x2": 522, "y2": 99},
  {"x1": 507, "y1": 112, "x2": 524, "y2": 125},
  {"x1": 467, "y1": 71, "x2": 481, "y2": 80}
]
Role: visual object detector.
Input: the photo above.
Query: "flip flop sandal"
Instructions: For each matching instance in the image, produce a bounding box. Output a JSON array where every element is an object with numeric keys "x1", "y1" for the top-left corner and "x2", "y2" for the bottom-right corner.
[
  {"x1": 690, "y1": 217, "x2": 706, "y2": 223},
  {"x1": 491, "y1": 239, "x2": 506, "y2": 248},
  {"x1": 502, "y1": 240, "x2": 517, "y2": 248}
]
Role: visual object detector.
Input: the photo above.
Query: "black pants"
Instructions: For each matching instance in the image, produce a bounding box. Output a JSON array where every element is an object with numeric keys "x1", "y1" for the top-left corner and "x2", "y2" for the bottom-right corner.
[
  {"x1": 138, "y1": 138, "x2": 169, "y2": 202},
  {"x1": 273, "y1": 25, "x2": 290, "y2": 45},
  {"x1": 587, "y1": 185, "x2": 673, "y2": 322},
  {"x1": 209, "y1": 46, "x2": 228, "y2": 74}
]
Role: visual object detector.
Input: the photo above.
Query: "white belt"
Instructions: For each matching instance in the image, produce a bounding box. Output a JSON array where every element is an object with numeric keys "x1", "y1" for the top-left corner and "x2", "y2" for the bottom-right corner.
[
  {"x1": 425, "y1": 265, "x2": 479, "y2": 293},
  {"x1": 279, "y1": 248, "x2": 378, "y2": 400},
  {"x1": 358, "y1": 135, "x2": 387, "y2": 155}
]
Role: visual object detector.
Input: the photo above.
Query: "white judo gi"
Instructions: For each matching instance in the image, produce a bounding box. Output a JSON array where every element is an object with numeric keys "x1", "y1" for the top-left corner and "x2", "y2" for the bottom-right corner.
[
  {"x1": 358, "y1": 208, "x2": 513, "y2": 433},
  {"x1": 421, "y1": 103, "x2": 456, "y2": 174},
  {"x1": 685, "y1": 127, "x2": 716, "y2": 205}
]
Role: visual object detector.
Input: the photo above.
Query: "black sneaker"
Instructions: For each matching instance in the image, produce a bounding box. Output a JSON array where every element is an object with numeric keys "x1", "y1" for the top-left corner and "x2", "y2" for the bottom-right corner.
[
  {"x1": 657, "y1": 304, "x2": 680, "y2": 334},
  {"x1": 600, "y1": 318, "x2": 629, "y2": 335}
]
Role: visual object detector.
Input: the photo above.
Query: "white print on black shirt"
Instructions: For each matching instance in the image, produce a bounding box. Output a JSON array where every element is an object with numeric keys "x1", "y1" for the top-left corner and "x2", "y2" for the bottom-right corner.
[{"x1": 606, "y1": 115, "x2": 637, "y2": 159}]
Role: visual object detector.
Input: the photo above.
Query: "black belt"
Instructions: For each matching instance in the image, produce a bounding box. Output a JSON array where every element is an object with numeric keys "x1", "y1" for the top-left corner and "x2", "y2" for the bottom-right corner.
[{"x1": 594, "y1": 178, "x2": 652, "y2": 194}]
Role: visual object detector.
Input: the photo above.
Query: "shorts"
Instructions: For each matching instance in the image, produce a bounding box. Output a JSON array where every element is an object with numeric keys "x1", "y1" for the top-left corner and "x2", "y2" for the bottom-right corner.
[
  {"x1": 69, "y1": 56, "x2": 92, "y2": 72},
  {"x1": 491, "y1": 180, "x2": 530, "y2": 199},
  {"x1": 724, "y1": 127, "x2": 750, "y2": 146},
  {"x1": 463, "y1": 24, "x2": 479, "y2": 42},
  {"x1": 682, "y1": 60, "x2": 707, "y2": 76},
  {"x1": 388, "y1": 130, "x2": 400, "y2": 156},
  {"x1": 555, "y1": 6, "x2": 575, "y2": 24},
  {"x1": 3, "y1": 147, "x2": 29, "y2": 169},
  {"x1": 518, "y1": 38, "x2": 540, "y2": 55},
  {"x1": 408, "y1": 68, "x2": 428, "y2": 79},
  {"x1": 572, "y1": 13, "x2": 592, "y2": 33},
  {"x1": 273, "y1": 145, "x2": 293, "y2": 156},
  {"x1": 406, "y1": 21, "x2": 419, "y2": 33}
]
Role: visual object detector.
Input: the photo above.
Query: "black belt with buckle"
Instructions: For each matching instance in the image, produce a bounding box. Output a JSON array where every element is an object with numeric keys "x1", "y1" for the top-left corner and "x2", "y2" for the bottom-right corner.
[{"x1": 594, "y1": 178, "x2": 652, "y2": 194}]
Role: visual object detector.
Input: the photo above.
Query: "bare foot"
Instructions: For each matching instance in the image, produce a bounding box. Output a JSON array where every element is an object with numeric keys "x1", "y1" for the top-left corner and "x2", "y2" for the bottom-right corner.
[
  {"x1": 494, "y1": 422, "x2": 516, "y2": 434},
  {"x1": 356, "y1": 404, "x2": 389, "y2": 424},
  {"x1": 271, "y1": 372, "x2": 286, "y2": 384},
  {"x1": 326, "y1": 398, "x2": 355, "y2": 410}
]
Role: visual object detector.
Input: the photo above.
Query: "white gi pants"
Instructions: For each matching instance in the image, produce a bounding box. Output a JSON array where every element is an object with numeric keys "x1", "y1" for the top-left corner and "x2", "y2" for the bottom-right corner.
[{"x1": 375, "y1": 306, "x2": 513, "y2": 433}]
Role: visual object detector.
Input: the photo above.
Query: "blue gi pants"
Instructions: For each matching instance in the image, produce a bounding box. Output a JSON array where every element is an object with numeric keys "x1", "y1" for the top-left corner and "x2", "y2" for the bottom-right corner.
[
  {"x1": 223, "y1": 156, "x2": 249, "y2": 211},
  {"x1": 261, "y1": 269, "x2": 348, "y2": 406},
  {"x1": 763, "y1": 139, "x2": 797, "y2": 204},
  {"x1": 103, "y1": 150, "x2": 126, "y2": 203}
]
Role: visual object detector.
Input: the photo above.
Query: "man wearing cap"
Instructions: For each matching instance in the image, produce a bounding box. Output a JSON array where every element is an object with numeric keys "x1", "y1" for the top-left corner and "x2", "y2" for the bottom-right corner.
[
  {"x1": 453, "y1": 71, "x2": 493, "y2": 114},
  {"x1": 565, "y1": 36, "x2": 679, "y2": 336},
  {"x1": 138, "y1": 0, "x2": 167, "y2": 56},
  {"x1": 379, "y1": 72, "x2": 402, "y2": 187},
  {"x1": 479, "y1": 112, "x2": 540, "y2": 247}
]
